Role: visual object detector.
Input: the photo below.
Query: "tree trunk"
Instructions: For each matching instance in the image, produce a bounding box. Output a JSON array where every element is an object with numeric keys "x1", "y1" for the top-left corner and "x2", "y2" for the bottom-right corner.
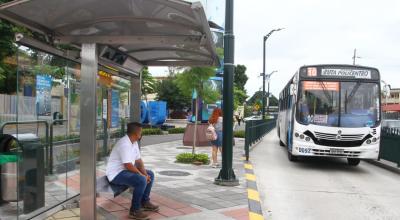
[{"x1": 192, "y1": 98, "x2": 199, "y2": 155}]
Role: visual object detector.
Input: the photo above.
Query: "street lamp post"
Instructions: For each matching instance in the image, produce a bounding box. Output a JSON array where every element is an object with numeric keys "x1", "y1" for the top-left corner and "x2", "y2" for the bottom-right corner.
[
  {"x1": 266, "y1": 70, "x2": 277, "y2": 116},
  {"x1": 262, "y1": 28, "x2": 284, "y2": 119},
  {"x1": 215, "y1": 0, "x2": 239, "y2": 186}
]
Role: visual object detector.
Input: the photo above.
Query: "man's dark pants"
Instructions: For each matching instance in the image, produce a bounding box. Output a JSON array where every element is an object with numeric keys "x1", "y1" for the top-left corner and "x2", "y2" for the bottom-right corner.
[{"x1": 111, "y1": 169, "x2": 154, "y2": 211}]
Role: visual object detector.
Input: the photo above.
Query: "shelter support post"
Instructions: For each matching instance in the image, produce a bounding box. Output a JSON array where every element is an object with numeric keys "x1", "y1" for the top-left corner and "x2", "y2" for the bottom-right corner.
[
  {"x1": 130, "y1": 75, "x2": 141, "y2": 123},
  {"x1": 80, "y1": 43, "x2": 98, "y2": 219}
]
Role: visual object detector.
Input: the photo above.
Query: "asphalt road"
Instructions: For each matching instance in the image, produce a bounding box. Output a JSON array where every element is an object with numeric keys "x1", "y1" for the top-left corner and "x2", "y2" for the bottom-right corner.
[
  {"x1": 251, "y1": 129, "x2": 400, "y2": 220},
  {"x1": 141, "y1": 133, "x2": 183, "y2": 146}
]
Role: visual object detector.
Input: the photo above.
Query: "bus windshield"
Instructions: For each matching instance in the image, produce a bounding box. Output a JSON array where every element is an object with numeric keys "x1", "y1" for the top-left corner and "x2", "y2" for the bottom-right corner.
[{"x1": 297, "y1": 81, "x2": 380, "y2": 127}]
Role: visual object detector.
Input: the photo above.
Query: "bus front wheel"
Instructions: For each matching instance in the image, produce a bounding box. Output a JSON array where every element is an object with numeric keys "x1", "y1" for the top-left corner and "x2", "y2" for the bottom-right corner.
[
  {"x1": 347, "y1": 158, "x2": 360, "y2": 166},
  {"x1": 288, "y1": 151, "x2": 298, "y2": 162}
]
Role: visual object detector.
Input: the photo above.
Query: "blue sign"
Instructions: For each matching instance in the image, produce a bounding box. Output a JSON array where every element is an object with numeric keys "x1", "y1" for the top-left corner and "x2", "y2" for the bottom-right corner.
[
  {"x1": 36, "y1": 75, "x2": 52, "y2": 116},
  {"x1": 111, "y1": 90, "x2": 120, "y2": 128}
]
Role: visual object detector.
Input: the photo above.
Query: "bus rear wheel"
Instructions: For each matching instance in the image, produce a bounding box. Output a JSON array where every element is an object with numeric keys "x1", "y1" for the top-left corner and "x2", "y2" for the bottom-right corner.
[
  {"x1": 288, "y1": 151, "x2": 298, "y2": 162},
  {"x1": 347, "y1": 158, "x2": 360, "y2": 166}
]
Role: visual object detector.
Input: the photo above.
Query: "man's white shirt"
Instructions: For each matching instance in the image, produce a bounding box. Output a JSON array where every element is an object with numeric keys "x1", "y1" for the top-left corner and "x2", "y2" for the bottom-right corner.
[{"x1": 106, "y1": 135, "x2": 141, "y2": 181}]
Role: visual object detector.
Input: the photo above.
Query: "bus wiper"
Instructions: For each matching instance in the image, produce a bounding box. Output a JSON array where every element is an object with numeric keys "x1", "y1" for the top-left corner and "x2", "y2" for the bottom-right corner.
[
  {"x1": 347, "y1": 82, "x2": 361, "y2": 104},
  {"x1": 319, "y1": 81, "x2": 332, "y2": 102}
]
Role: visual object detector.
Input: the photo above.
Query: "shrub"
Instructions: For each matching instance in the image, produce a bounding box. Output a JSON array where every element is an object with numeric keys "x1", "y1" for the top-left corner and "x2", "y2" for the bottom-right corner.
[
  {"x1": 234, "y1": 130, "x2": 245, "y2": 138},
  {"x1": 193, "y1": 153, "x2": 210, "y2": 164},
  {"x1": 56, "y1": 148, "x2": 80, "y2": 161},
  {"x1": 176, "y1": 153, "x2": 210, "y2": 165},
  {"x1": 176, "y1": 153, "x2": 194, "y2": 163},
  {"x1": 168, "y1": 127, "x2": 186, "y2": 134},
  {"x1": 142, "y1": 128, "x2": 163, "y2": 136}
]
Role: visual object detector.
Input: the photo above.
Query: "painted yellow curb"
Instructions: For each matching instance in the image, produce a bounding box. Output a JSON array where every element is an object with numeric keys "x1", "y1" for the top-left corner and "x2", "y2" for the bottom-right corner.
[
  {"x1": 247, "y1": 189, "x2": 260, "y2": 201},
  {"x1": 249, "y1": 211, "x2": 264, "y2": 220},
  {"x1": 246, "y1": 173, "x2": 256, "y2": 181},
  {"x1": 244, "y1": 163, "x2": 253, "y2": 169}
]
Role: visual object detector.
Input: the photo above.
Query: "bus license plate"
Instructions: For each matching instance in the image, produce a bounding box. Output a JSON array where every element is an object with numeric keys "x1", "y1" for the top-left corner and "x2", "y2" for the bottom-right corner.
[{"x1": 330, "y1": 148, "x2": 344, "y2": 155}]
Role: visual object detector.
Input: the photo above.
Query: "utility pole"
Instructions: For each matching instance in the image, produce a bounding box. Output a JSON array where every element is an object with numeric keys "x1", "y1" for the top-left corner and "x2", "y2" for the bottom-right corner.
[
  {"x1": 215, "y1": 0, "x2": 239, "y2": 186},
  {"x1": 352, "y1": 48, "x2": 361, "y2": 65}
]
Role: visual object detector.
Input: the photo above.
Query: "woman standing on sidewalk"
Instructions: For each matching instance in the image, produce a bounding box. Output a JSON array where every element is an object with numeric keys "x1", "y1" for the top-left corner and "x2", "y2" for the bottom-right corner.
[{"x1": 209, "y1": 108, "x2": 223, "y2": 168}]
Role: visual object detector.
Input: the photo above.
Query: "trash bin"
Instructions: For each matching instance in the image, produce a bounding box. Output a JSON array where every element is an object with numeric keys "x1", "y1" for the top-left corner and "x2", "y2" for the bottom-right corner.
[
  {"x1": 11, "y1": 133, "x2": 45, "y2": 214},
  {"x1": 1, "y1": 154, "x2": 20, "y2": 202},
  {"x1": 0, "y1": 135, "x2": 21, "y2": 203},
  {"x1": 0, "y1": 132, "x2": 45, "y2": 213}
]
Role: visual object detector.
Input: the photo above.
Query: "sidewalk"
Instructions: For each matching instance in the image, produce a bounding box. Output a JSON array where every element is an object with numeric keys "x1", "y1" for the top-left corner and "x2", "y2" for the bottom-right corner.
[{"x1": 47, "y1": 138, "x2": 250, "y2": 220}]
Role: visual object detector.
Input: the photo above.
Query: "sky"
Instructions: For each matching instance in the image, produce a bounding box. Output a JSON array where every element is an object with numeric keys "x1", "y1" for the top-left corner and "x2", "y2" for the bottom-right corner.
[{"x1": 151, "y1": 0, "x2": 400, "y2": 98}]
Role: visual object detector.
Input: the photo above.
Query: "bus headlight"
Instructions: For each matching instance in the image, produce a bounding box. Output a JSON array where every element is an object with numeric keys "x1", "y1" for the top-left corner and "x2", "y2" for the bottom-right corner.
[
  {"x1": 295, "y1": 132, "x2": 299, "y2": 137},
  {"x1": 366, "y1": 139, "x2": 372, "y2": 144},
  {"x1": 300, "y1": 134, "x2": 305, "y2": 139},
  {"x1": 372, "y1": 137, "x2": 377, "y2": 142},
  {"x1": 305, "y1": 137, "x2": 311, "y2": 142}
]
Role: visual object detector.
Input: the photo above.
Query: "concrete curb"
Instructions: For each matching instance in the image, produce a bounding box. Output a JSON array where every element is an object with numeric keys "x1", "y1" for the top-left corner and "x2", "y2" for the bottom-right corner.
[
  {"x1": 243, "y1": 159, "x2": 264, "y2": 220},
  {"x1": 365, "y1": 159, "x2": 400, "y2": 174}
]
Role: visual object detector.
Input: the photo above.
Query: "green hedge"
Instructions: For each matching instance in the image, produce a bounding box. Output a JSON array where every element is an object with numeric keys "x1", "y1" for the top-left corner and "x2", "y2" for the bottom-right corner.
[
  {"x1": 142, "y1": 128, "x2": 163, "y2": 136},
  {"x1": 168, "y1": 127, "x2": 186, "y2": 134},
  {"x1": 234, "y1": 130, "x2": 245, "y2": 138},
  {"x1": 46, "y1": 128, "x2": 162, "y2": 145},
  {"x1": 176, "y1": 153, "x2": 210, "y2": 165}
]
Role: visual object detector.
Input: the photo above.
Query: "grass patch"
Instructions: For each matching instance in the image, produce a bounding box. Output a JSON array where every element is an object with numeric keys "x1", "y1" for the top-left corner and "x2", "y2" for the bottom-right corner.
[
  {"x1": 234, "y1": 130, "x2": 245, "y2": 138},
  {"x1": 168, "y1": 127, "x2": 186, "y2": 134},
  {"x1": 176, "y1": 152, "x2": 210, "y2": 165}
]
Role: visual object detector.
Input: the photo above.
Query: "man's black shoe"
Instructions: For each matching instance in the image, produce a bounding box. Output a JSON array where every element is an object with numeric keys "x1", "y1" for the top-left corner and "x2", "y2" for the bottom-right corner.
[
  {"x1": 142, "y1": 201, "x2": 160, "y2": 212},
  {"x1": 129, "y1": 210, "x2": 150, "y2": 220}
]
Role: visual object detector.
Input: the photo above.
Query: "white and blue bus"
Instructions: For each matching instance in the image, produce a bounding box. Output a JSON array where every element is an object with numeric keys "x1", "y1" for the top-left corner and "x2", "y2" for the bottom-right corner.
[{"x1": 277, "y1": 65, "x2": 381, "y2": 166}]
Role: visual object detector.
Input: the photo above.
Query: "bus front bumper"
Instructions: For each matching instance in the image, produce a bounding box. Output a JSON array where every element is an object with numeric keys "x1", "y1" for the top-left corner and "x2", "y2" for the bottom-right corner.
[{"x1": 292, "y1": 140, "x2": 380, "y2": 159}]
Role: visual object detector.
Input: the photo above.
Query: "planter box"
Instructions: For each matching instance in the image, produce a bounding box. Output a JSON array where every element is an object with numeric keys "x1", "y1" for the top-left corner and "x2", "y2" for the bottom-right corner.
[
  {"x1": 183, "y1": 123, "x2": 235, "y2": 147},
  {"x1": 183, "y1": 123, "x2": 210, "y2": 147}
]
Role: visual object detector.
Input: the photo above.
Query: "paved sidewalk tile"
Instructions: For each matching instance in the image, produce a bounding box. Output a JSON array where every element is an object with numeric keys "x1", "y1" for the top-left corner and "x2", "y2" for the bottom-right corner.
[
  {"x1": 97, "y1": 200, "x2": 126, "y2": 212},
  {"x1": 52, "y1": 210, "x2": 77, "y2": 219},
  {"x1": 50, "y1": 138, "x2": 249, "y2": 220}
]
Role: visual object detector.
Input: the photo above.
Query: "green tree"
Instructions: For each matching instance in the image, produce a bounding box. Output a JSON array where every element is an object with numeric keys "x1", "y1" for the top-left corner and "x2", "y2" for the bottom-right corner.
[
  {"x1": 141, "y1": 66, "x2": 156, "y2": 99},
  {"x1": 247, "y1": 91, "x2": 278, "y2": 107},
  {"x1": 156, "y1": 76, "x2": 191, "y2": 111},
  {"x1": 176, "y1": 67, "x2": 219, "y2": 154},
  {"x1": 0, "y1": 16, "x2": 21, "y2": 93},
  {"x1": 234, "y1": 64, "x2": 248, "y2": 91},
  {"x1": 234, "y1": 86, "x2": 248, "y2": 110}
]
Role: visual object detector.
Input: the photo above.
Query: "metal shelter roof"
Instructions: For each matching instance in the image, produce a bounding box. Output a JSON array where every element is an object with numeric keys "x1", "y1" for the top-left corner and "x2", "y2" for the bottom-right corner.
[{"x1": 0, "y1": 0, "x2": 219, "y2": 72}]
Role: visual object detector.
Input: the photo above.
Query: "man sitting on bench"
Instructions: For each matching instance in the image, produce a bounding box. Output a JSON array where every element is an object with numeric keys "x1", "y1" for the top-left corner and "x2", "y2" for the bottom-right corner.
[{"x1": 106, "y1": 122, "x2": 159, "y2": 220}]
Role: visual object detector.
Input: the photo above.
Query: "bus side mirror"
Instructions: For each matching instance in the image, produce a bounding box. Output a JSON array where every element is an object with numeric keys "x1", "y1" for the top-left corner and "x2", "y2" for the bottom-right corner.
[{"x1": 290, "y1": 84, "x2": 296, "y2": 95}]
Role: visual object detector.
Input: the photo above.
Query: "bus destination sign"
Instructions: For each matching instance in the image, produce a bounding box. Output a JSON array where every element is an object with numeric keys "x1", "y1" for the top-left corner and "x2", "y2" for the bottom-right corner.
[{"x1": 321, "y1": 69, "x2": 371, "y2": 79}]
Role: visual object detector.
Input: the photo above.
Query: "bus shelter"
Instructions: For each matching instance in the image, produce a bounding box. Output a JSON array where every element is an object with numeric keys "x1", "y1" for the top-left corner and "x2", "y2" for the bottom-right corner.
[{"x1": 0, "y1": 0, "x2": 218, "y2": 218}]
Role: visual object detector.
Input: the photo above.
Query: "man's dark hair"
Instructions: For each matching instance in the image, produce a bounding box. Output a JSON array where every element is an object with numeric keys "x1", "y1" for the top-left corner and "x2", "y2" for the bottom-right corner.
[{"x1": 127, "y1": 122, "x2": 142, "y2": 136}]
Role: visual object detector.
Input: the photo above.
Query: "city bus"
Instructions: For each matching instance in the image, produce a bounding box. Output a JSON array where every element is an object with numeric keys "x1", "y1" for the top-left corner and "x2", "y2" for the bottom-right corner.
[{"x1": 277, "y1": 65, "x2": 381, "y2": 166}]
